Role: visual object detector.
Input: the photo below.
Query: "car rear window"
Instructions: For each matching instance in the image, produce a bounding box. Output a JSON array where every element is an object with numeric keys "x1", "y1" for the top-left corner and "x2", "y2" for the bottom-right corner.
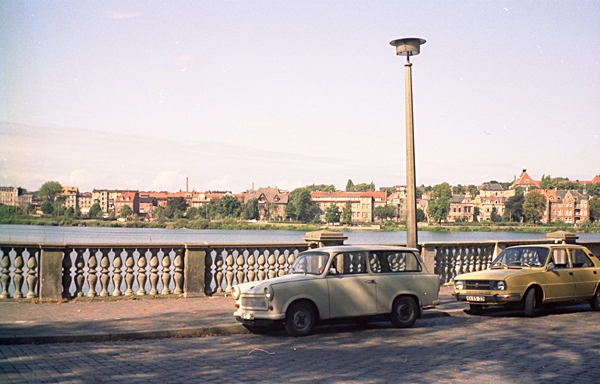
[{"x1": 368, "y1": 251, "x2": 422, "y2": 273}]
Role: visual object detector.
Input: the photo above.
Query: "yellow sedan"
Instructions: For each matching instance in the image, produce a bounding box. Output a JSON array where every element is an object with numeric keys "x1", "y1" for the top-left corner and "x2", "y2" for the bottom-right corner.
[{"x1": 453, "y1": 244, "x2": 600, "y2": 317}]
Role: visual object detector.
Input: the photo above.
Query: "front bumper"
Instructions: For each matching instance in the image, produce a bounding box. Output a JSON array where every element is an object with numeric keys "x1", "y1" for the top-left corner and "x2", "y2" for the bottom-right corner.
[{"x1": 453, "y1": 292, "x2": 522, "y2": 305}]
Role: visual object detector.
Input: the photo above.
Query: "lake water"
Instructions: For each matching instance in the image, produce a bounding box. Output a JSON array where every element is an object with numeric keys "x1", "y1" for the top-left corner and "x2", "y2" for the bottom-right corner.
[{"x1": 2, "y1": 224, "x2": 599, "y2": 244}]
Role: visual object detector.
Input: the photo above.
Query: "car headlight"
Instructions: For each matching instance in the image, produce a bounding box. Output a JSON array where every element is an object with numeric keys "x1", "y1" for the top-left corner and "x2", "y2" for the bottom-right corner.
[
  {"x1": 264, "y1": 286, "x2": 274, "y2": 301},
  {"x1": 495, "y1": 281, "x2": 507, "y2": 291},
  {"x1": 455, "y1": 280, "x2": 464, "y2": 290},
  {"x1": 232, "y1": 285, "x2": 241, "y2": 300}
]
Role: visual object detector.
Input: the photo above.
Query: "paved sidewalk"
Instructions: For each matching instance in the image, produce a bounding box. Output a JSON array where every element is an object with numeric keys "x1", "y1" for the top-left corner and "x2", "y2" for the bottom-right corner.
[{"x1": 0, "y1": 286, "x2": 463, "y2": 344}]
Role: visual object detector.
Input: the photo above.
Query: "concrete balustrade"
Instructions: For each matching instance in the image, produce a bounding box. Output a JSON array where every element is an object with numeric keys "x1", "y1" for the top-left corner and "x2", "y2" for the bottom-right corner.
[{"x1": 0, "y1": 231, "x2": 598, "y2": 301}]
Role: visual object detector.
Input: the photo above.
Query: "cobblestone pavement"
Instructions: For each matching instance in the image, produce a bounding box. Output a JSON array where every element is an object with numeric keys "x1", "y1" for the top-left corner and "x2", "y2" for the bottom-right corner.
[{"x1": 1, "y1": 307, "x2": 598, "y2": 383}]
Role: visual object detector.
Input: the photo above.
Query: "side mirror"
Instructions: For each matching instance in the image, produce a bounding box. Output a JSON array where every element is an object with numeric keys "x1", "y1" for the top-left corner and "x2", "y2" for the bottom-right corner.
[{"x1": 546, "y1": 262, "x2": 555, "y2": 271}]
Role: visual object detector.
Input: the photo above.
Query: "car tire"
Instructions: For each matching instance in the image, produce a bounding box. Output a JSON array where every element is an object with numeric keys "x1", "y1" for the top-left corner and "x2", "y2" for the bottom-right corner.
[
  {"x1": 391, "y1": 296, "x2": 418, "y2": 328},
  {"x1": 285, "y1": 302, "x2": 316, "y2": 336},
  {"x1": 589, "y1": 288, "x2": 600, "y2": 311},
  {"x1": 524, "y1": 288, "x2": 538, "y2": 317},
  {"x1": 469, "y1": 304, "x2": 483, "y2": 315},
  {"x1": 243, "y1": 325, "x2": 271, "y2": 334}
]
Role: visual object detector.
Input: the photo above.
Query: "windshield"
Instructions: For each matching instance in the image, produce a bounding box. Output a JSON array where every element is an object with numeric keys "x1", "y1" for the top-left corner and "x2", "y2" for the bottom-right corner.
[
  {"x1": 490, "y1": 247, "x2": 549, "y2": 268},
  {"x1": 289, "y1": 253, "x2": 330, "y2": 275}
]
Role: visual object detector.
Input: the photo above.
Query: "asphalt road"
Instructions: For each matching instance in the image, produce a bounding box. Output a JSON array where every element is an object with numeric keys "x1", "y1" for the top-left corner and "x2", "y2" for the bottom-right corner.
[{"x1": 2, "y1": 304, "x2": 598, "y2": 384}]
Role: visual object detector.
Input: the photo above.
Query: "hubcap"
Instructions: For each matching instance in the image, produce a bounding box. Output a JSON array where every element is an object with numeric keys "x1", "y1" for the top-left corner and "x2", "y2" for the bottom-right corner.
[{"x1": 293, "y1": 309, "x2": 310, "y2": 331}]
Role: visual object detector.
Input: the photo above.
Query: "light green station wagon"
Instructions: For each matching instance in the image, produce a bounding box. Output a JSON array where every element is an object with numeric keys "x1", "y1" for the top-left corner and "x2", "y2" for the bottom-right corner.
[{"x1": 233, "y1": 245, "x2": 440, "y2": 336}]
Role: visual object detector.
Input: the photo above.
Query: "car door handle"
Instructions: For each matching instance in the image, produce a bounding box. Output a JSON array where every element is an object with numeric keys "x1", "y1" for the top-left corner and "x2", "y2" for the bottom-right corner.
[{"x1": 364, "y1": 279, "x2": 376, "y2": 284}]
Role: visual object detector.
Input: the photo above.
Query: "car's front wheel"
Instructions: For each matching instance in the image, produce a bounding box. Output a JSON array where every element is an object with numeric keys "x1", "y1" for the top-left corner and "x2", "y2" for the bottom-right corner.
[
  {"x1": 589, "y1": 288, "x2": 600, "y2": 311},
  {"x1": 285, "y1": 301, "x2": 316, "y2": 336},
  {"x1": 524, "y1": 288, "x2": 538, "y2": 317},
  {"x1": 391, "y1": 296, "x2": 418, "y2": 328}
]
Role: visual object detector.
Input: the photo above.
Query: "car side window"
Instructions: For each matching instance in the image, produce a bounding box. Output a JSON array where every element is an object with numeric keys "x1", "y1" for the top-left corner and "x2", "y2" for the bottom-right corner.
[
  {"x1": 550, "y1": 249, "x2": 571, "y2": 269},
  {"x1": 368, "y1": 252, "x2": 422, "y2": 273},
  {"x1": 571, "y1": 250, "x2": 593, "y2": 268},
  {"x1": 333, "y1": 252, "x2": 367, "y2": 275}
]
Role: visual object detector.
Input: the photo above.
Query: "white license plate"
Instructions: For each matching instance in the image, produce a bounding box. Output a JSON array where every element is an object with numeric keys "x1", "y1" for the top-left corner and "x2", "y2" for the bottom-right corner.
[
  {"x1": 466, "y1": 295, "x2": 485, "y2": 302},
  {"x1": 241, "y1": 313, "x2": 254, "y2": 320}
]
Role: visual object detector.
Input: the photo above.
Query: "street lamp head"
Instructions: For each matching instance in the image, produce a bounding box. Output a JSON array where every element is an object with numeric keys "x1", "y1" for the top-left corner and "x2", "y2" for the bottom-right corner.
[{"x1": 390, "y1": 37, "x2": 426, "y2": 56}]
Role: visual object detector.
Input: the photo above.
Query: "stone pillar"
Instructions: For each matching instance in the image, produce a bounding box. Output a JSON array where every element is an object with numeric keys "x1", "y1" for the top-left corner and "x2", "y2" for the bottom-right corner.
[
  {"x1": 421, "y1": 244, "x2": 436, "y2": 275},
  {"x1": 184, "y1": 247, "x2": 206, "y2": 297},
  {"x1": 302, "y1": 230, "x2": 348, "y2": 249},
  {"x1": 544, "y1": 231, "x2": 578, "y2": 244},
  {"x1": 39, "y1": 245, "x2": 65, "y2": 300}
]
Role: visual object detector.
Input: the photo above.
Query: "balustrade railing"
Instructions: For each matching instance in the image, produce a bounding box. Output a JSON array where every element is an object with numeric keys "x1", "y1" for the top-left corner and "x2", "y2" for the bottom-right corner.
[{"x1": 1, "y1": 234, "x2": 598, "y2": 301}]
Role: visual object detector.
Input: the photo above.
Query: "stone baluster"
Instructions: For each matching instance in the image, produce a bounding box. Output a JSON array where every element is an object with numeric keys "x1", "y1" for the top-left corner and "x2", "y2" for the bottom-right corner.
[
  {"x1": 450, "y1": 247, "x2": 458, "y2": 283},
  {"x1": 389, "y1": 253, "x2": 399, "y2": 272},
  {"x1": 74, "y1": 249, "x2": 85, "y2": 297},
  {"x1": 99, "y1": 249, "x2": 111, "y2": 297},
  {"x1": 277, "y1": 250, "x2": 286, "y2": 277},
  {"x1": 468, "y1": 247, "x2": 475, "y2": 273},
  {"x1": 236, "y1": 250, "x2": 245, "y2": 285},
  {"x1": 26, "y1": 249, "x2": 38, "y2": 299},
  {"x1": 173, "y1": 248, "x2": 184, "y2": 294},
  {"x1": 112, "y1": 250, "x2": 123, "y2": 296},
  {"x1": 433, "y1": 248, "x2": 443, "y2": 282},
  {"x1": 442, "y1": 249, "x2": 450, "y2": 284},
  {"x1": 1, "y1": 248, "x2": 12, "y2": 298},
  {"x1": 454, "y1": 248, "x2": 462, "y2": 279},
  {"x1": 247, "y1": 248, "x2": 256, "y2": 282},
  {"x1": 137, "y1": 250, "x2": 147, "y2": 295},
  {"x1": 12, "y1": 248, "x2": 25, "y2": 299},
  {"x1": 87, "y1": 248, "x2": 98, "y2": 297},
  {"x1": 205, "y1": 251, "x2": 214, "y2": 295},
  {"x1": 472, "y1": 247, "x2": 480, "y2": 271},
  {"x1": 149, "y1": 249, "x2": 159, "y2": 295},
  {"x1": 267, "y1": 251, "x2": 276, "y2": 280},
  {"x1": 124, "y1": 250, "x2": 135, "y2": 296},
  {"x1": 257, "y1": 249, "x2": 266, "y2": 281},
  {"x1": 287, "y1": 250, "x2": 296, "y2": 274},
  {"x1": 351, "y1": 253, "x2": 359, "y2": 273},
  {"x1": 215, "y1": 250, "x2": 224, "y2": 293},
  {"x1": 399, "y1": 253, "x2": 406, "y2": 272},
  {"x1": 161, "y1": 250, "x2": 172, "y2": 295},
  {"x1": 62, "y1": 249, "x2": 73, "y2": 298},
  {"x1": 225, "y1": 249, "x2": 234, "y2": 293}
]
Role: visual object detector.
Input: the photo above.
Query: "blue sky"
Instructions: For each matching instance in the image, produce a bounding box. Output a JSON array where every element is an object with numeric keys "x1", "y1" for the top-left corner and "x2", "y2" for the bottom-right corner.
[{"x1": 1, "y1": 1, "x2": 599, "y2": 193}]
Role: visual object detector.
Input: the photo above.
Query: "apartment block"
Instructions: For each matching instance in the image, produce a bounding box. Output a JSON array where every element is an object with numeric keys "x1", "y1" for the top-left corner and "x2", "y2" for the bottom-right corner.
[{"x1": 311, "y1": 191, "x2": 386, "y2": 223}]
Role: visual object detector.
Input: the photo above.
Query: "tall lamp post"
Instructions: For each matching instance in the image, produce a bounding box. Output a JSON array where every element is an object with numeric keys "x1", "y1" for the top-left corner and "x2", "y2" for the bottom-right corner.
[{"x1": 390, "y1": 37, "x2": 426, "y2": 249}]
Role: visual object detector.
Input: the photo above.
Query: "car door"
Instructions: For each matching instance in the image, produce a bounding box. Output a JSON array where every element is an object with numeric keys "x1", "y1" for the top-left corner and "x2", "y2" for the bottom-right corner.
[
  {"x1": 543, "y1": 248, "x2": 574, "y2": 300},
  {"x1": 568, "y1": 249, "x2": 598, "y2": 298},
  {"x1": 327, "y1": 252, "x2": 377, "y2": 318}
]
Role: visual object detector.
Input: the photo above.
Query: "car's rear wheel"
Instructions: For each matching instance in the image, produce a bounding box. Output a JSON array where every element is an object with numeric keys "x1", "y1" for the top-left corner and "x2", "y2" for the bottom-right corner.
[
  {"x1": 589, "y1": 288, "x2": 600, "y2": 311},
  {"x1": 469, "y1": 304, "x2": 483, "y2": 315},
  {"x1": 391, "y1": 296, "x2": 418, "y2": 328},
  {"x1": 524, "y1": 288, "x2": 538, "y2": 317},
  {"x1": 285, "y1": 301, "x2": 316, "y2": 336}
]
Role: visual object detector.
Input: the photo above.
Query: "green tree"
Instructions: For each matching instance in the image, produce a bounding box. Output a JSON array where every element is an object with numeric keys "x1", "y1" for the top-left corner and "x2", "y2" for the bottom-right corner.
[
  {"x1": 589, "y1": 198, "x2": 600, "y2": 223},
  {"x1": 467, "y1": 185, "x2": 479, "y2": 196},
  {"x1": 152, "y1": 206, "x2": 164, "y2": 219},
  {"x1": 65, "y1": 207, "x2": 75, "y2": 217},
  {"x1": 41, "y1": 200, "x2": 54, "y2": 215},
  {"x1": 305, "y1": 184, "x2": 336, "y2": 192},
  {"x1": 37, "y1": 181, "x2": 62, "y2": 202},
  {"x1": 427, "y1": 183, "x2": 452, "y2": 223},
  {"x1": 452, "y1": 185, "x2": 465, "y2": 195},
  {"x1": 345, "y1": 179, "x2": 355, "y2": 192},
  {"x1": 374, "y1": 205, "x2": 396, "y2": 222},
  {"x1": 186, "y1": 207, "x2": 200, "y2": 220},
  {"x1": 473, "y1": 207, "x2": 480, "y2": 222},
  {"x1": 243, "y1": 198, "x2": 259, "y2": 220},
  {"x1": 341, "y1": 201, "x2": 352, "y2": 224},
  {"x1": 502, "y1": 194, "x2": 525, "y2": 222},
  {"x1": 354, "y1": 182, "x2": 375, "y2": 192},
  {"x1": 218, "y1": 194, "x2": 242, "y2": 218},
  {"x1": 325, "y1": 204, "x2": 341, "y2": 224},
  {"x1": 120, "y1": 204, "x2": 133, "y2": 218},
  {"x1": 523, "y1": 191, "x2": 546, "y2": 223},
  {"x1": 286, "y1": 188, "x2": 317, "y2": 222},
  {"x1": 89, "y1": 203, "x2": 102, "y2": 218},
  {"x1": 490, "y1": 207, "x2": 501, "y2": 222},
  {"x1": 416, "y1": 208, "x2": 426, "y2": 222},
  {"x1": 586, "y1": 183, "x2": 600, "y2": 198},
  {"x1": 164, "y1": 197, "x2": 188, "y2": 218}
]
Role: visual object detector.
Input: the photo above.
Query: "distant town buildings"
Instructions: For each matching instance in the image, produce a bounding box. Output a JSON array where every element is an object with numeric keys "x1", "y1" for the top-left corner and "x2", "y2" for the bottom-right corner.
[{"x1": 1, "y1": 169, "x2": 599, "y2": 224}]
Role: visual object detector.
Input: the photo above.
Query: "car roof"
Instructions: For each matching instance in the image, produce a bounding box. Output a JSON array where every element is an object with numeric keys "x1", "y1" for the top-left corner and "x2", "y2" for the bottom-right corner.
[
  {"x1": 303, "y1": 245, "x2": 419, "y2": 253},
  {"x1": 508, "y1": 243, "x2": 587, "y2": 249}
]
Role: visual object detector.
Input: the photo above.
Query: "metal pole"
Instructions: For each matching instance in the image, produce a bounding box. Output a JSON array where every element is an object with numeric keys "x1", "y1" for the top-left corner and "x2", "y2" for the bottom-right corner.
[{"x1": 404, "y1": 55, "x2": 418, "y2": 248}]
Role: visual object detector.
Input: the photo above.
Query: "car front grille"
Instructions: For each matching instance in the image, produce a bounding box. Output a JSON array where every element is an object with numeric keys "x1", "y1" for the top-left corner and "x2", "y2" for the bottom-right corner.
[
  {"x1": 465, "y1": 280, "x2": 491, "y2": 290},
  {"x1": 241, "y1": 297, "x2": 268, "y2": 310}
]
